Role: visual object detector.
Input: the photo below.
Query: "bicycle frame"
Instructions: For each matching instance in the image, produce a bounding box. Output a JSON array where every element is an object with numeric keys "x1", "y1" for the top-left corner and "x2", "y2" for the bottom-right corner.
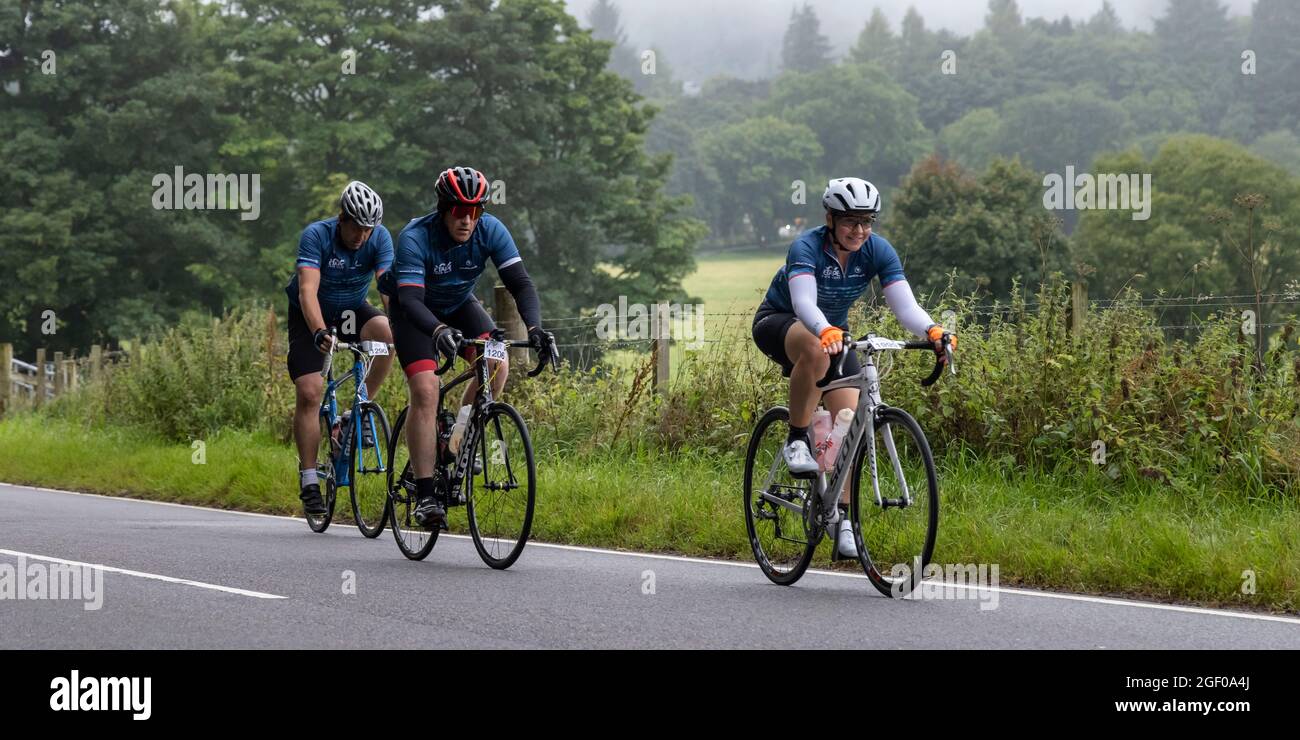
[
  {"x1": 757, "y1": 336, "x2": 924, "y2": 529},
  {"x1": 320, "y1": 340, "x2": 388, "y2": 487},
  {"x1": 436, "y1": 335, "x2": 529, "y2": 487}
]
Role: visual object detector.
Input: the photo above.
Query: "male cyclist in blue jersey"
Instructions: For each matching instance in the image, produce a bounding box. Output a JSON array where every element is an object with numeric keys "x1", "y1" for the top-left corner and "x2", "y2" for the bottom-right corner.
[
  {"x1": 752, "y1": 177, "x2": 957, "y2": 558},
  {"x1": 380, "y1": 166, "x2": 556, "y2": 528},
  {"x1": 287, "y1": 180, "x2": 395, "y2": 517}
]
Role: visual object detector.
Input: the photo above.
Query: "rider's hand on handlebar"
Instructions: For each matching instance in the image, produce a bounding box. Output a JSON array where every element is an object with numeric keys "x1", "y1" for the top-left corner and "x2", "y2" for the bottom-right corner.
[
  {"x1": 926, "y1": 324, "x2": 956, "y2": 361},
  {"x1": 528, "y1": 326, "x2": 558, "y2": 369},
  {"x1": 431, "y1": 324, "x2": 463, "y2": 366},
  {"x1": 819, "y1": 326, "x2": 846, "y2": 356},
  {"x1": 313, "y1": 327, "x2": 336, "y2": 354}
]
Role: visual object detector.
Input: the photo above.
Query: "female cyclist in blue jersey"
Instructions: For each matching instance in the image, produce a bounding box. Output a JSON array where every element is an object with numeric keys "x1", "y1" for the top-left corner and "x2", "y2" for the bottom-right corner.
[{"x1": 752, "y1": 177, "x2": 957, "y2": 558}]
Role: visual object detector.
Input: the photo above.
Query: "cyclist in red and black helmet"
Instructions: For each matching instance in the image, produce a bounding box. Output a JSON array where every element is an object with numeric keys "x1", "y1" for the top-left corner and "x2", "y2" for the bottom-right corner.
[{"x1": 379, "y1": 165, "x2": 556, "y2": 528}]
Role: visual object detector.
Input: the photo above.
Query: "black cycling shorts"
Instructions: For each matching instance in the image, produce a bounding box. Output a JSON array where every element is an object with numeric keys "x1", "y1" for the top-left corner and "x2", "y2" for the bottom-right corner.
[
  {"x1": 752, "y1": 305, "x2": 861, "y2": 381},
  {"x1": 390, "y1": 297, "x2": 498, "y2": 377},
  {"x1": 287, "y1": 300, "x2": 386, "y2": 380}
]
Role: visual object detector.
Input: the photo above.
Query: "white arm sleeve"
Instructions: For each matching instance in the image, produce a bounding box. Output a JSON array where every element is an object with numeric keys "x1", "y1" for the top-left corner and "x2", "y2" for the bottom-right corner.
[
  {"x1": 789, "y1": 274, "x2": 832, "y2": 336},
  {"x1": 882, "y1": 280, "x2": 936, "y2": 338}
]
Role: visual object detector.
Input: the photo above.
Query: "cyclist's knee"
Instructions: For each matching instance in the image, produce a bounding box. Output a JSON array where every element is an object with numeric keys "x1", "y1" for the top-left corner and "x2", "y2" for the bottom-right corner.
[
  {"x1": 294, "y1": 375, "x2": 323, "y2": 407},
  {"x1": 408, "y1": 373, "x2": 439, "y2": 408},
  {"x1": 361, "y1": 315, "x2": 393, "y2": 343}
]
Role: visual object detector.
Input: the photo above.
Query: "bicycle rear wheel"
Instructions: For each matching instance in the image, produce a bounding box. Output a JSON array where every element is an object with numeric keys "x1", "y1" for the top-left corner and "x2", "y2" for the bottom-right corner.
[
  {"x1": 743, "y1": 406, "x2": 819, "y2": 586},
  {"x1": 849, "y1": 406, "x2": 939, "y2": 598},
  {"x1": 308, "y1": 413, "x2": 338, "y2": 533},
  {"x1": 347, "y1": 402, "x2": 391, "y2": 538},
  {"x1": 387, "y1": 406, "x2": 438, "y2": 560},
  {"x1": 465, "y1": 403, "x2": 535, "y2": 570}
]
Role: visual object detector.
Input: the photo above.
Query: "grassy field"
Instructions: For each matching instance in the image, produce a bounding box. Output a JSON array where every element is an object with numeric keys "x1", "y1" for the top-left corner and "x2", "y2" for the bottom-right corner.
[
  {"x1": 3, "y1": 414, "x2": 1296, "y2": 612},
  {"x1": 601, "y1": 247, "x2": 782, "y2": 371}
]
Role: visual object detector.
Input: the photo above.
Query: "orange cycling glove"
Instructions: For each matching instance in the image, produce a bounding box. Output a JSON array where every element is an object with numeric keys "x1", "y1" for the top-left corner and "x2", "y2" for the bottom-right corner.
[
  {"x1": 819, "y1": 326, "x2": 845, "y2": 350},
  {"x1": 927, "y1": 324, "x2": 957, "y2": 350}
]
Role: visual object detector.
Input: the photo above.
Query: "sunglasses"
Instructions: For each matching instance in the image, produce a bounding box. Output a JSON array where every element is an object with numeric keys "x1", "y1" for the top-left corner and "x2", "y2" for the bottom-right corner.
[
  {"x1": 837, "y1": 214, "x2": 876, "y2": 231},
  {"x1": 449, "y1": 204, "x2": 485, "y2": 220}
]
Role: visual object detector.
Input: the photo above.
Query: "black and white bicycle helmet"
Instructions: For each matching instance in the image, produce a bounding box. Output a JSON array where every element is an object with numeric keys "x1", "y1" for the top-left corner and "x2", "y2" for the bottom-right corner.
[
  {"x1": 340, "y1": 180, "x2": 383, "y2": 228},
  {"x1": 822, "y1": 177, "x2": 880, "y2": 214}
]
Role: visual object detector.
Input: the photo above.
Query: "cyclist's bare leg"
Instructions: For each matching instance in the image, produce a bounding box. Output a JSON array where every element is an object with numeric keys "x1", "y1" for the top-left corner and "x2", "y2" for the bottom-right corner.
[
  {"x1": 460, "y1": 357, "x2": 508, "y2": 407},
  {"x1": 406, "y1": 370, "x2": 441, "y2": 478},
  {"x1": 359, "y1": 314, "x2": 394, "y2": 401},
  {"x1": 784, "y1": 321, "x2": 830, "y2": 428},
  {"x1": 293, "y1": 373, "x2": 325, "y2": 471}
]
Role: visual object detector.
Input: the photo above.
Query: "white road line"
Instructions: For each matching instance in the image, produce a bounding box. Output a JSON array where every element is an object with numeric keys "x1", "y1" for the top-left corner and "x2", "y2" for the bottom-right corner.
[
  {"x1": 0, "y1": 548, "x2": 286, "y2": 600},
  {"x1": 3, "y1": 482, "x2": 1298, "y2": 623}
]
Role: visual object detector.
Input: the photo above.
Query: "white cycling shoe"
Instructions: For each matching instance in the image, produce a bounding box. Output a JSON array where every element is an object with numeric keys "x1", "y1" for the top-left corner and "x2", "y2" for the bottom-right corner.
[
  {"x1": 783, "y1": 439, "x2": 819, "y2": 477},
  {"x1": 836, "y1": 520, "x2": 858, "y2": 559}
]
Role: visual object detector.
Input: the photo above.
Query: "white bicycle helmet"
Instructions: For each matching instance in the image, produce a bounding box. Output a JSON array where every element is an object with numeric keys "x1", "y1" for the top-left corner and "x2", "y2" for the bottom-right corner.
[
  {"x1": 340, "y1": 180, "x2": 383, "y2": 228},
  {"x1": 822, "y1": 177, "x2": 880, "y2": 214}
]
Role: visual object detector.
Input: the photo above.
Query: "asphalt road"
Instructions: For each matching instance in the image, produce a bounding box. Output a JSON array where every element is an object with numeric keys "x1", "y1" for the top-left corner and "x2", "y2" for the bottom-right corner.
[{"x1": 2, "y1": 482, "x2": 1298, "y2": 649}]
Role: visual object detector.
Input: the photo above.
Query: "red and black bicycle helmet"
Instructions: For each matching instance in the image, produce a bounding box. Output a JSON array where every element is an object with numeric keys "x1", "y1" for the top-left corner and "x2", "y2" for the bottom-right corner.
[{"x1": 435, "y1": 166, "x2": 490, "y2": 210}]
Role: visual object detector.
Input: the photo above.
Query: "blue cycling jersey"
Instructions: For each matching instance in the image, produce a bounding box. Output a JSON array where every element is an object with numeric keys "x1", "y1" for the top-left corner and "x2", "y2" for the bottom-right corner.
[
  {"x1": 761, "y1": 227, "x2": 907, "y2": 328},
  {"x1": 285, "y1": 218, "x2": 393, "y2": 316},
  {"x1": 378, "y1": 212, "x2": 522, "y2": 314}
]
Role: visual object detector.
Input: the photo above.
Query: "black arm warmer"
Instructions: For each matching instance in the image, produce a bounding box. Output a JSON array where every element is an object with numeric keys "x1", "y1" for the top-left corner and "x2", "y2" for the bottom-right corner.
[
  {"x1": 397, "y1": 285, "x2": 441, "y2": 335},
  {"x1": 498, "y1": 261, "x2": 542, "y2": 330}
]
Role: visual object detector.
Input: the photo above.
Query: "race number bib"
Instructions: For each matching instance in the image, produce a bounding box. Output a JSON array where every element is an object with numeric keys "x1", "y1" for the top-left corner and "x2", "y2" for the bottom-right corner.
[{"x1": 484, "y1": 340, "x2": 508, "y2": 363}]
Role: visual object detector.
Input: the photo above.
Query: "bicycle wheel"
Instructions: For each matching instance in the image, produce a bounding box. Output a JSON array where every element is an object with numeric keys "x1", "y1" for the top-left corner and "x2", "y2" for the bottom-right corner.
[
  {"x1": 387, "y1": 406, "x2": 438, "y2": 560},
  {"x1": 743, "y1": 406, "x2": 819, "y2": 586},
  {"x1": 347, "y1": 402, "x2": 391, "y2": 538},
  {"x1": 308, "y1": 413, "x2": 339, "y2": 533},
  {"x1": 465, "y1": 402, "x2": 535, "y2": 570},
  {"x1": 849, "y1": 406, "x2": 939, "y2": 598}
]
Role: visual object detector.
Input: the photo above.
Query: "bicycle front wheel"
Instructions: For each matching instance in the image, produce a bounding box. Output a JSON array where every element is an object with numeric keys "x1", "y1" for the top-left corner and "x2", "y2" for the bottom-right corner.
[
  {"x1": 465, "y1": 402, "x2": 536, "y2": 570},
  {"x1": 387, "y1": 406, "x2": 438, "y2": 560},
  {"x1": 347, "y1": 402, "x2": 391, "y2": 538},
  {"x1": 743, "y1": 406, "x2": 818, "y2": 586},
  {"x1": 308, "y1": 413, "x2": 339, "y2": 533},
  {"x1": 849, "y1": 406, "x2": 939, "y2": 598}
]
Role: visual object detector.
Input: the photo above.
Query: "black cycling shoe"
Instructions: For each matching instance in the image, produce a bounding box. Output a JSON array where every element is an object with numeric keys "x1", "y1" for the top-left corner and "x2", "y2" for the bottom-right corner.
[
  {"x1": 299, "y1": 483, "x2": 327, "y2": 516},
  {"x1": 413, "y1": 494, "x2": 446, "y2": 529}
]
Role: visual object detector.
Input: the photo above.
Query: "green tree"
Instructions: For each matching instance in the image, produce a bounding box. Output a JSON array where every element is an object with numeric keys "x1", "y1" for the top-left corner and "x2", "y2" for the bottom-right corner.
[
  {"x1": 699, "y1": 116, "x2": 822, "y2": 241},
  {"x1": 939, "y1": 108, "x2": 1002, "y2": 172},
  {"x1": 1153, "y1": 0, "x2": 1237, "y2": 131},
  {"x1": 1246, "y1": 0, "x2": 1300, "y2": 135},
  {"x1": 587, "y1": 0, "x2": 642, "y2": 86},
  {"x1": 888, "y1": 156, "x2": 1068, "y2": 300},
  {"x1": 766, "y1": 64, "x2": 930, "y2": 188},
  {"x1": 849, "y1": 8, "x2": 898, "y2": 69},
  {"x1": 1250, "y1": 130, "x2": 1300, "y2": 177},
  {"x1": 1074, "y1": 135, "x2": 1300, "y2": 324},
  {"x1": 781, "y1": 3, "x2": 832, "y2": 74},
  {"x1": 0, "y1": 0, "x2": 244, "y2": 356},
  {"x1": 997, "y1": 87, "x2": 1133, "y2": 171}
]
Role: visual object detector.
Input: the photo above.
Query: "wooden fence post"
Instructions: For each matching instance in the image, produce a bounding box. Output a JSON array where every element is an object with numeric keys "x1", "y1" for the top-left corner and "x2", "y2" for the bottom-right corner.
[
  {"x1": 1069, "y1": 281, "x2": 1089, "y2": 338},
  {"x1": 53, "y1": 351, "x2": 65, "y2": 396},
  {"x1": 64, "y1": 359, "x2": 78, "y2": 393},
  {"x1": 90, "y1": 344, "x2": 102, "y2": 383},
  {"x1": 34, "y1": 348, "x2": 46, "y2": 408},
  {"x1": 0, "y1": 343, "x2": 11, "y2": 416},
  {"x1": 653, "y1": 303, "x2": 671, "y2": 395}
]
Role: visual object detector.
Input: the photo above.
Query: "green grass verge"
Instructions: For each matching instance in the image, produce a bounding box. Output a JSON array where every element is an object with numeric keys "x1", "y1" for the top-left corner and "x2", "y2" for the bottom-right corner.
[{"x1": 1, "y1": 414, "x2": 1296, "y2": 612}]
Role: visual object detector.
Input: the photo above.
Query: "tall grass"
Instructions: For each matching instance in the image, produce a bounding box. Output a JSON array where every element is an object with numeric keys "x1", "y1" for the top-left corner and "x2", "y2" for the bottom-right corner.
[{"x1": 48, "y1": 278, "x2": 1300, "y2": 498}]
